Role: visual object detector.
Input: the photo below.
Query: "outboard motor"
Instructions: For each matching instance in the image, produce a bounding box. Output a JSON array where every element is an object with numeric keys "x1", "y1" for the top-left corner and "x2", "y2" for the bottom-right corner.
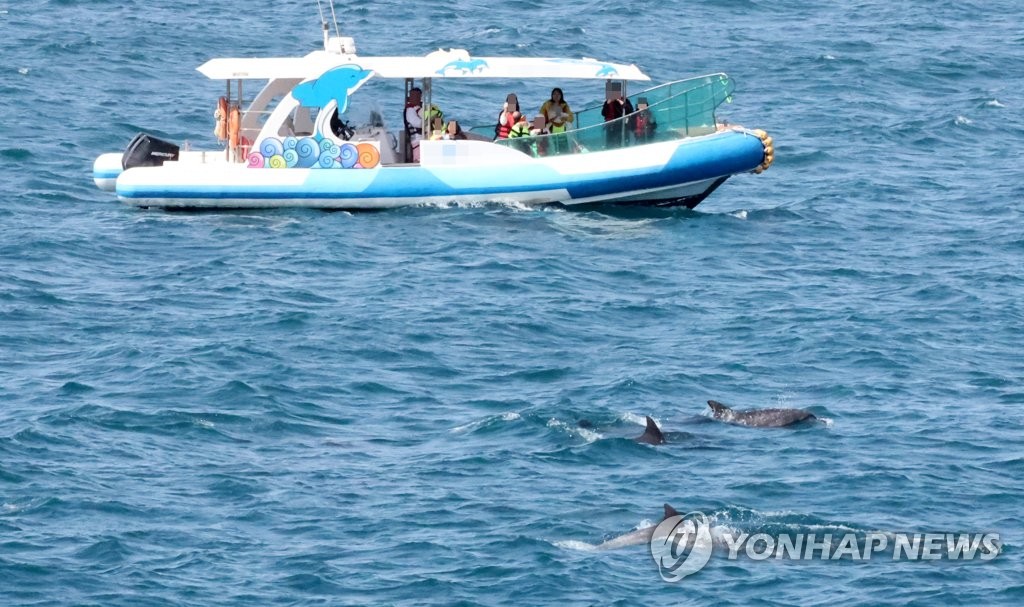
[{"x1": 121, "y1": 133, "x2": 180, "y2": 169}]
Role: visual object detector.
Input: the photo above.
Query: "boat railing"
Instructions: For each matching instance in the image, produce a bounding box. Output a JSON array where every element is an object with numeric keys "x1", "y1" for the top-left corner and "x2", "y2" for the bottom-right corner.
[{"x1": 493, "y1": 73, "x2": 735, "y2": 158}]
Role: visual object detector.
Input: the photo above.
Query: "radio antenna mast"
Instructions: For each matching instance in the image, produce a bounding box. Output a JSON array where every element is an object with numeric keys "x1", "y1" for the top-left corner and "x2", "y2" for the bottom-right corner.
[{"x1": 328, "y1": 0, "x2": 341, "y2": 37}]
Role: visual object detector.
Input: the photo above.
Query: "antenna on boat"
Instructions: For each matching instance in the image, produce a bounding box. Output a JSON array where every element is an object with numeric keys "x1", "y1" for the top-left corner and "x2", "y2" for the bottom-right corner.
[
  {"x1": 327, "y1": 0, "x2": 341, "y2": 37},
  {"x1": 315, "y1": 0, "x2": 343, "y2": 51},
  {"x1": 315, "y1": 0, "x2": 328, "y2": 49}
]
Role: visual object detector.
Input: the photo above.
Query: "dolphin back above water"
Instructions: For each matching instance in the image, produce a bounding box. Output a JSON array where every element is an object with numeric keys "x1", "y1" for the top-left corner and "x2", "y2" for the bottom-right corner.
[
  {"x1": 596, "y1": 503, "x2": 680, "y2": 550},
  {"x1": 636, "y1": 416, "x2": 666, "y2": 445},
  {"x1": 707, "y1": 400, "x2": 817, "y2": 428}
]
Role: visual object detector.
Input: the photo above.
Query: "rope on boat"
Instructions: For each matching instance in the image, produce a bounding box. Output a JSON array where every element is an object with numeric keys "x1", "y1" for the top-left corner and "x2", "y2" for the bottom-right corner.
[{"x1": 752, "y1": 128, "x2": 774, "y2": 174}]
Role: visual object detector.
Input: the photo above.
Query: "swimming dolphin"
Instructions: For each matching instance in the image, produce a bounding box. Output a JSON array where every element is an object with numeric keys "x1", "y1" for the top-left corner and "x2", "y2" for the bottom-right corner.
[
  {"x1": 636, "y1": 416, "x2": 666, "y2": 445},
  {"x1": 596, "y1": 503, "x2": 680, "y2": 550},
  {"x1": 577, "y1": 417, "x2": 666, "y2": 444},
  {"x1": 707, "y1": 400, "x2": 816, "y2": 428}
]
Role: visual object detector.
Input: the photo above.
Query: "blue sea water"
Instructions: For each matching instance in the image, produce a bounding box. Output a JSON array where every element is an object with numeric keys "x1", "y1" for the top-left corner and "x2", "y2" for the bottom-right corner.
[{"x1": 2, "y1": 0, "x2": 1024, "y2": 604}]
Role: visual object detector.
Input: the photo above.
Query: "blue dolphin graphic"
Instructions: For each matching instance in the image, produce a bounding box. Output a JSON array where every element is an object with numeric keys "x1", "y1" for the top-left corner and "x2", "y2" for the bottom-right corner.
[
  {"x1": 543, "y1": 58, "x2": 620, "y2": 77},
  {"x1": 436, "y1": 58, "x2": 489, "y2": 75},
  {"x1": 292, "y1": 65, "x2": 374, "y2": 113}
]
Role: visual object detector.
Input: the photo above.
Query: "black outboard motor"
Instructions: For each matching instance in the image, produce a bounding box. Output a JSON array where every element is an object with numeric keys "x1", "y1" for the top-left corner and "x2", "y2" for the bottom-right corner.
[{"x1": 121, "y1": 133, "x2": 180, "y2": 169}]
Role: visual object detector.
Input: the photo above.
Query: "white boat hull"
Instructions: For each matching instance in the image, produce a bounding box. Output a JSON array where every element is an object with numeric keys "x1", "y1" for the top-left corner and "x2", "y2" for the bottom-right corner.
[{"x1": 100, "y1": 130, "x2": 766, "y2": 210}]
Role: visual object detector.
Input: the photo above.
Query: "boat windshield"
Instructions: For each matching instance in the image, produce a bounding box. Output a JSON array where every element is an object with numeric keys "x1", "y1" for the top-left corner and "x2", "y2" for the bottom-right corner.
[{"x1": 494, "y1": 73, "x2": 735, "y2": 157}]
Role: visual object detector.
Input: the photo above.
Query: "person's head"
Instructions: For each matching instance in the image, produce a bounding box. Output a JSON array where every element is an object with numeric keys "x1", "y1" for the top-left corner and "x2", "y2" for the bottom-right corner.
[
  {"x1": 516, "y1": 112, "x2": 528, "y2": 123},
  {"x1": 447, "y1": 120, "x2": 460, "y2": 136},
  {"x1": 550, "y1": 88, "x2": 564, "y2": 103},
  {"x1": 431, "y1": 115, "x2": 444, "y2": 131},
  {"x1": 605, "y1": 81, "x2": 622, "y2": 102},
  {"x1": 638, "y1": 97, "x2": 649, "y2": 111},
  {"x1": 407, "y1": 87, "x2": 422, "y2": 105}
]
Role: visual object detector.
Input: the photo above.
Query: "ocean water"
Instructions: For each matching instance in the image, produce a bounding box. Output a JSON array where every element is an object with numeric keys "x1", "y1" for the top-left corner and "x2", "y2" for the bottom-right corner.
[{"x1": 2, "y1": 0, "x2": 1024, "y2": 604}]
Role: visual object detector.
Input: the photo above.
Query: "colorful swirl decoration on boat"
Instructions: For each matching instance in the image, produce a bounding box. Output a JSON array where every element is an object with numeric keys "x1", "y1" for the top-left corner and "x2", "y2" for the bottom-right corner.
[{"x1": 246, "y1": 137, "x2": 380, "y2": 169}]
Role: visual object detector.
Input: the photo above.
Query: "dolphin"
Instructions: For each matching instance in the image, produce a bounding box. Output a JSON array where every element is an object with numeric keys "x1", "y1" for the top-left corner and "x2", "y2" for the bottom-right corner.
[
  {"x1": 576, "y1": 416, "x2": 666, "y2": 444},
  {"x1": 707, "y1": 400, "x2": 816, "y2": 428},
  {"x1": 596, "y1": 504, "x2": 680, "y2": 550},
  {"x1": 636, "y1": 416, "x2": 666, "y2": 445}
]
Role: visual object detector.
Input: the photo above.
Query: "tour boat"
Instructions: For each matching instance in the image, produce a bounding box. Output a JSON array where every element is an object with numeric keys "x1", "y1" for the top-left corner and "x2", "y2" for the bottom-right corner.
[{"x1": 91, "y1": 23, "x2": 774, "y2": 210}]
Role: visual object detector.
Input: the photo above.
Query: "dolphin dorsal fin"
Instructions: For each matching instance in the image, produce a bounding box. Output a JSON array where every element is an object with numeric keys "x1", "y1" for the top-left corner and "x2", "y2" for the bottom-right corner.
[
  {"x1": 707, "y1": 400, "x2": 731, "y2": 414},
  {"x1": 637, "y1": 416, "x2": 665, "y2": 445},
  {"x1": 663, "y1": 503, "x2": 680, "y2": 519}
]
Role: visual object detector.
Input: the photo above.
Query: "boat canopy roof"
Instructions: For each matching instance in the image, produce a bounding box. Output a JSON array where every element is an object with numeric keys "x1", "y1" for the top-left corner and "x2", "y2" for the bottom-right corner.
[{"x1": 197, "y1": 47, "x2": 650, "y2": 81}]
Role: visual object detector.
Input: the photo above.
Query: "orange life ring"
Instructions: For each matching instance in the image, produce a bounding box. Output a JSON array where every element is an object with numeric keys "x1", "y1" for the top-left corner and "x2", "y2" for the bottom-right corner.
[
  {"x1": 228, "y1": 105, "x2": 241, "y2": 150},
  {"x1": 214, "y1": 96, "x2": 228, "y2": 140}
]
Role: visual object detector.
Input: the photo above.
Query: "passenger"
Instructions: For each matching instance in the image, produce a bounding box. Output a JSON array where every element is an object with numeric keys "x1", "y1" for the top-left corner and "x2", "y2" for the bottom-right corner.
[
  {"x1": 507, "y1": 112, "x2": 531, "y2": 138},
  {"x1": 601, "y1": 88, "x2": 634, "y2": 148},
  {"x1": 404, "y1": 87, "x2": 424, "y2": 161},
  {"x1": 507, "y1": 112, "x2": 532, "y2": 154},
  {"x1": 444, "y1": 120, "x2": 468, "y2": 140},
  {"x1": 539, "y1": 87, "x2": 573, "y2": 154},
  {"x1": 428, "y1": 115, "x2": 445, "y2": 140},
  {"x1": 529, "y1": 115, "x2": 549, "y2": 156},
  {"x1": 404, "y1": 87, "x2": 444, "y2": 161},
  {"x1": 633, "y1": 97, "x2": 657, "y2": 143},
  {"x1": 495, "y1": 93, "x2": 520, "y2": 140}
]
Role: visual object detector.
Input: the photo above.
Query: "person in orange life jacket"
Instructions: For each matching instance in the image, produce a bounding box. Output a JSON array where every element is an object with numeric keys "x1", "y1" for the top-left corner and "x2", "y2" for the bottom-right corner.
[
  {"x1": 495, "y1": 93, "x2": 520, "y2": 139},
  {"x1": 601, "y1": 91, "x2": 633, "y2": 148},
  {"x1": 404, "y1": 87, "x2": 443, "y2": 161},
  {"x1": 633, "y1": 97, "x2": 656, "y2": 143},
  {"x1": 540, "y1": 87, "x2": 573, "y2": 154}
]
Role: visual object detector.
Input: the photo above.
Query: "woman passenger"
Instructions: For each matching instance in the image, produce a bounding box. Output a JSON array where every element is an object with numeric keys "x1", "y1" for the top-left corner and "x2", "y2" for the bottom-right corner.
[
  {"x1": 539, "y1": 87, "x2": 573, "y2": 153},
  {"x1": 495, "y1": 93, "x2": 520, "y2": 139}
]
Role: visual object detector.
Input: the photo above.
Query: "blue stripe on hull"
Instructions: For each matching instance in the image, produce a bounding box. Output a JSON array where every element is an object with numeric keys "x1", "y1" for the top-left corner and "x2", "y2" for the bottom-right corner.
[{"x1": 566, "y1": 132, "x2": 764, "y2": 200}]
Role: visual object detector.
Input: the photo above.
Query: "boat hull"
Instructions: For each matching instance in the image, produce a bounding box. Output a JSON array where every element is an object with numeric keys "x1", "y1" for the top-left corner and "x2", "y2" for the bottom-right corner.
[{"x1": 108, "y1": 129, "x2": 766, "y2": 210}]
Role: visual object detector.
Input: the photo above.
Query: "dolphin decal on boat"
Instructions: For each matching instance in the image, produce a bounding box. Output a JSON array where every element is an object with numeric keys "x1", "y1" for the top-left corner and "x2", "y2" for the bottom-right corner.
[
  {"x1": 291, "y1": 64, "x2": 374, "y2": 114},
  {"x1": 436, "y1": 58, "x2": 489, "y2": 75},
  {"x1": 595, "y1": 64, "x2": 618, "y2": 77}
]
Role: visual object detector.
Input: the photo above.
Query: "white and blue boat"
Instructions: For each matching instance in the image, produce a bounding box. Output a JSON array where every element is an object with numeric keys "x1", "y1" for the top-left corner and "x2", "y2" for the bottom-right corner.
[{"x1": 92, "y1": 21, "x2": 773, "y2": 210}]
